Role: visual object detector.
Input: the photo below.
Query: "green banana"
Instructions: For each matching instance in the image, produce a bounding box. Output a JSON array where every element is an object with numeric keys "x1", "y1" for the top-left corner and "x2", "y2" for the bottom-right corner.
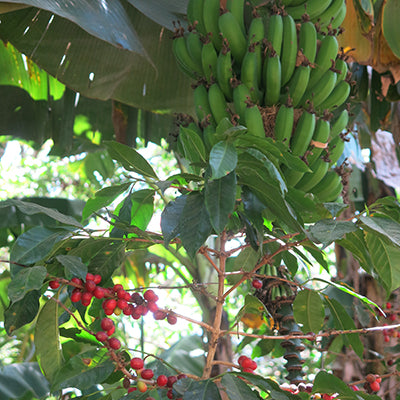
[
  {"x1": 317, "y1": 80, "x2": 350, "y2": 111},
  {"x1": 306, "y1": 117, "x2": 330, "y2": 165},
  {"x1": 216, "y1": 39, "x2": 234, "y2": 101},
  {"x1": 173, "y1": 34, "x2": 203, "y2": 78},
  {"x1": 280, "y1": 13, "x2": 298, "y2": 86},
  {"x1": 282, "y1": 166, "x2": 305, "y2": 187},
  {"x1": 208, "y1": 83, "x2": 230, "y2": 124},
  {"x1": 334, "y1": 57, "x2": 348, "y2": 83},
  {"x1": 233, "y1": 80, "x2": 251, "y2": 122},
  {"x1": 245, "y1": 103, "x2": 265, "y2": 138},
  {"x1": 295, "y1": 158, "x2": 329, "y2": 192},
  {"x1": 290, "y1": 110, "x2": 316, "y2": 156},
  {"x1": 281, "y1": 64, "x2": 310, "y2": 107},
  {"x1": 194, "y1": 84, "x2": 215, "y2": 124},
  {"x1": 331, "y1": 3, "x2": 346, "y2": 29},
  {"x1": 308, "y1": 34, "x2": 339, "y2": 88},
  {"x1": 287, "y1": 0, "x2": 309, "y2": 5},
  {"x1": 247, "y1": 16, "x2": 264, "y2": 84},
  {"x1": 186, "y1": 30, "x2": 203, "y2": 68},
  {"x1": 264, "y1": 50, "x2": 282, "y2": 106},
  {"x1": 266, "y1": 13, "x2": 283, "y2": 56},
  {"x1": 274, "y1": 103, "x2": 294, "y2": 146},
  {"x1": 312, "y1": 171, "x2": 343, "y2": 202},
  {"x1": 330, "y1": 108, "x2": 348, "y2": 137},
  {"x1": 218, "y1": 10, "x2": 247, "y2": 63},
  {"x1": 187, "y1": 0, "x2": 206, "y2": 35},
  {"x1": 328, "y1": 134, "x2": 345, "y2": 166},
  {"x1": 201, "y1": 37, "x2": 218, "y2": 82},
  {"x1": 285, "y1": 0, "x2": 332, "y2": 20},
  {"x1": 226, "y1": 0, "x2": 246, "y2": 34},
  {"x1": 298, "y1": 19, "x2": 317, "y2": 64},
  {"x1": 313, "y1": 0, "x2": 345, "y2": 28},
  {"x1": 203, "y1": 0, "x2": 222, "y2": 51},
  {"x1": 301, "y1": 67, "x2": 337, "y2": 107},
  {"x1": 242, "y1": 45, "x2": 262, "y2": 103}
]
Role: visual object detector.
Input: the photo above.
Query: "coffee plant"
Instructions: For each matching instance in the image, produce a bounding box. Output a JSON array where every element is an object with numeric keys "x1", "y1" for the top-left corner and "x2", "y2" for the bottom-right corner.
[{"x1": 1, "y1": 0, "x2": 400, "y2": 400}]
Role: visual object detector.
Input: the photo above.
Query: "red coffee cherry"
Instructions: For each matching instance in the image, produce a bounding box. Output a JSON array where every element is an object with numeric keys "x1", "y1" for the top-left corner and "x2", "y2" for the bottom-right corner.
[
  {"x1": 167, "y1": 375, "x2": 178, "y2": 387},
  {"x1": 86, "y1": 273, "x2": 95, "y2": 281},
  {"x1": 144, "y1": 290, "x2": 158, "y2": 302},
  {"x1": 106, "y1": 325, "x2": 115, "y2": 336},
  {"x1": 141, "y1": 369, "x2": 154, "y2": 380},
  {"x1": 93, "y1": 286, "x2": 105, "y2": 299},
  {"x1": 252, "y1": 279, "x2": 263, "y2": 289},
  {"x1": 153, "y1": 310, "x2": 167, "y2": 320},
  {"x1": 85, "y1": 280, "x2": 97, "y2": 292},
  {"x1": 130, "y1": 357, "x2": 144, "y2": 370},
  {"x1": 167, "y1": 314, "x2": 178, "y2": 325},
  {"x1": 167, "y1": 389, "x2": 174, "y2": 399},
  {"x1": 240, "y1": 357, "x2": 254, "y2": 369},
  {"x1": 117, "y1": 299, "x2": 128, "y2": 311},
  {"x1": 147, "y1": 301, "x2": 158, "y2": 313},
  {"x1": 157, "y1": 375, "x2": 168, "y2": 386},
  {"x1": 366, "y1": 374, "x2": 376, "y2": 383},
  {"x1": 71, "y1": 289, "x2": 82, "y2": 303},
  {"x1": 113, "y1": 284, "x2": 123, "y2": 292},
  {"x1": 369, "y1": 381, "x2": 380, "y2": 392},
  {"x1": 71, "y1": 277, "x2": 83, "y2": 286},
  {"x1": 101, "y1": 317, "x2": 114, "y2": 332},
  {"x1": 108, "y1": 337, "x2": 121, "y2": 350},
  {"x1": 96, "y1": 331, "x2": 108, "y2": 342},
  {"x1": 93, "y1": 274, "x2": 102, "y2": 284},
  {"x1": 238, "y1": 355, "x2": 248, "y2": 366},
  {"x1": 81, "y1": 292, "x2": 93, "y2": 306},
  {"x1": 49, "y1": 280, "x2": 60, "y2": 289},
  {"x1": 131, "y1": 292, "x2": 144, "y2": 304}
]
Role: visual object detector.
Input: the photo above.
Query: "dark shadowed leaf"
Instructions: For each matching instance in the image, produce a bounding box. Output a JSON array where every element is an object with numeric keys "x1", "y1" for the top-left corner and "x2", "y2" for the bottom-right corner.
[
  {"x1": 10, "y1": 227, "x2": 70, "y2": 265},
  {"x1": 5, "y1": 290, "x2": 40, "y2": 334},
  {"x1": 8, "y1": 265, "x2": 47, "y2": 302},
  {"x1": 179, "y1": 192, "x2": 213, "y2": 258},
  {"x1": 56, "y1": 255, "x2": 88, "y2": 280},
  {"x1": 173, "y1": 378, "x2": 221, "y2": 400},
  {"x1": 220, "y1": 374, "x2": 261, "y2": 399},
  {"x1": 35, "y1": 300, "x2": 63, "y2": 382},
  {"x1": 179, "y1": 126, "x2": 207, "y2": 165},
  {"x1": 205, "y1": 172, "x2": 237, "y2": 233},
  {"x1": 161, "y1": 195, "x2": 188, "y2": 245},
  {"x1": 293, "y1": 290, "x2": 324, "y2": 333}
]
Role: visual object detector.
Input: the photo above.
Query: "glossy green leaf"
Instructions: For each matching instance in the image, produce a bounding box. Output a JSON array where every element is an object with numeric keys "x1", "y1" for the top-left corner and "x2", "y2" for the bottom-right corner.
[
  {"x1": 179, "y1": 126, "x2": 207, "y2": 165},
  {"x1": 293, "y1": 290, "x2": 324, "y2": 333},
  {"x1": 161, "y1": 195, "x2": 187, "y2": 245},
  {"x1": 233, "y1": 247, "x2": 260, "y2": 274},
  {"x1": 209, "y1": 141, "x2": 238, "y2": 179},
  {"x1": 130, "y1": 189, "x2": 155, "y2": 230},
  {"x1": 313, "y1": 371, "x2": 364, "y2": 399},
  {"x1": 205, "y1": 172, "x2": 237, "y2": 233},
  {"x1": 325, "y1": 297, "x2": 364, "y2": 358},
  {"x1": 383, "y1": 0, "x2": 400, "y2": 58},
  {"x1": 56, "y1": 255, "x2": 88, "y2": 280},
  {"x1": 0, "y1": 362, "x2": 49, "y2": 400},
  {"x1": 8, "y1": 266, "x2": 47, "y2": 303},
  {"x1": 0, "y1": 271, "x2": 11, "y2": 321},
  {"x1": 359, "y1": 215, "x2": 400, "y2": 248},
  {"x1": 220, "y1": 374, "x2": 261, "y2": 399},
  {"x1": 236, "y1": 135, "x2": 282, "y2": 159},
  {"x1": 4, "y1": 290, "x2": 40, "y2": 334},
  {"x1": 0, "y1": 199, "x2": 82, "y2": 227},
  {"x1": 35, "y1": 300, "x2": 63, "y2": 382},
  {"x1": 10, "y1": 227, "x2": 70, "y2": 265},
  {"x1": 105, "y1": 141, "x2": 158, "y2": 179},
  {"x1": 179, "y1": 192, "x2": 213, "y2": 258},
  {"x1": 282, "y1": 251, "x2": 298, "y2": 275},
  {"x1": 51, "y1": 350, "x2": 115, "y2": 391},
  {"x1": 252, "y1": 338, "x2": 275, "y2": 358},
  {"x1": 309, "y1": 219, "x2": 358, "y2": 247},
  {"x1": 323, "y1": 203, "x2": 349, "y2": 218},
  {"x1": 365, "y1": 231, "x2": 400, "y2": 294}
]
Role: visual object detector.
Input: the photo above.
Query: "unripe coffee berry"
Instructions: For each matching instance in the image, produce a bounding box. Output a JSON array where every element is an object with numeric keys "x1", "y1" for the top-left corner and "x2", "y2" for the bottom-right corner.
[
  {"x1": 137, "y1": 381, "x2": 148, "y2": 393},
  {"x1": 130, "y1": 357, "x2": 144, "y2": 370},
  {"x1": 108, "y1": 337, "x2": 121, "y2": 350}
]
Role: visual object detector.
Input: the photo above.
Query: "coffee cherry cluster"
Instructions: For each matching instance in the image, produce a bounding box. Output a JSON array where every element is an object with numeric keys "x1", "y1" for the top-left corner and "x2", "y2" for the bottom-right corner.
[
  {"x1": 364, "y1": 374, "x2": 381, "y2": 393},
  {"x1": 237, "y1": 355, "x2": 257, "y2": 373}
]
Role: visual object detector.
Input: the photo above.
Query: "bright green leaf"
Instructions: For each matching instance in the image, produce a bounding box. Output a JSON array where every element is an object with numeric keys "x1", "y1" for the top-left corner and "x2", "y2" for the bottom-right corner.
[
  {"x1": 293, "y1": 290, "x2": 324, "y2": 333},
  {"x1": 105, "y1": 141, "x2": 158, "y2": 179},
  {"x1": 313, "y1": 371, "x2": 363, "y2": 399},
  {"x1": 8, "y1": 266, "x2": 47, "y2": 303},
  {"x1": 209, "y1": 141, "x2": 238, "y2": 179},
  {"x1": 179, "y1": 126, "x2": 207, "y2": 165},
  {"x1": 35, "y1": 300, "x2": 63, "y2": 382}
]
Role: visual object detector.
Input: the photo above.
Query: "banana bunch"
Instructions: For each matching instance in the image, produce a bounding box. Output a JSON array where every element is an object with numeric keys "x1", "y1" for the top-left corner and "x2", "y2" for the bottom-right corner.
[{"x1": 173, "y1": 0, "x2": 351, "y2": 203}]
